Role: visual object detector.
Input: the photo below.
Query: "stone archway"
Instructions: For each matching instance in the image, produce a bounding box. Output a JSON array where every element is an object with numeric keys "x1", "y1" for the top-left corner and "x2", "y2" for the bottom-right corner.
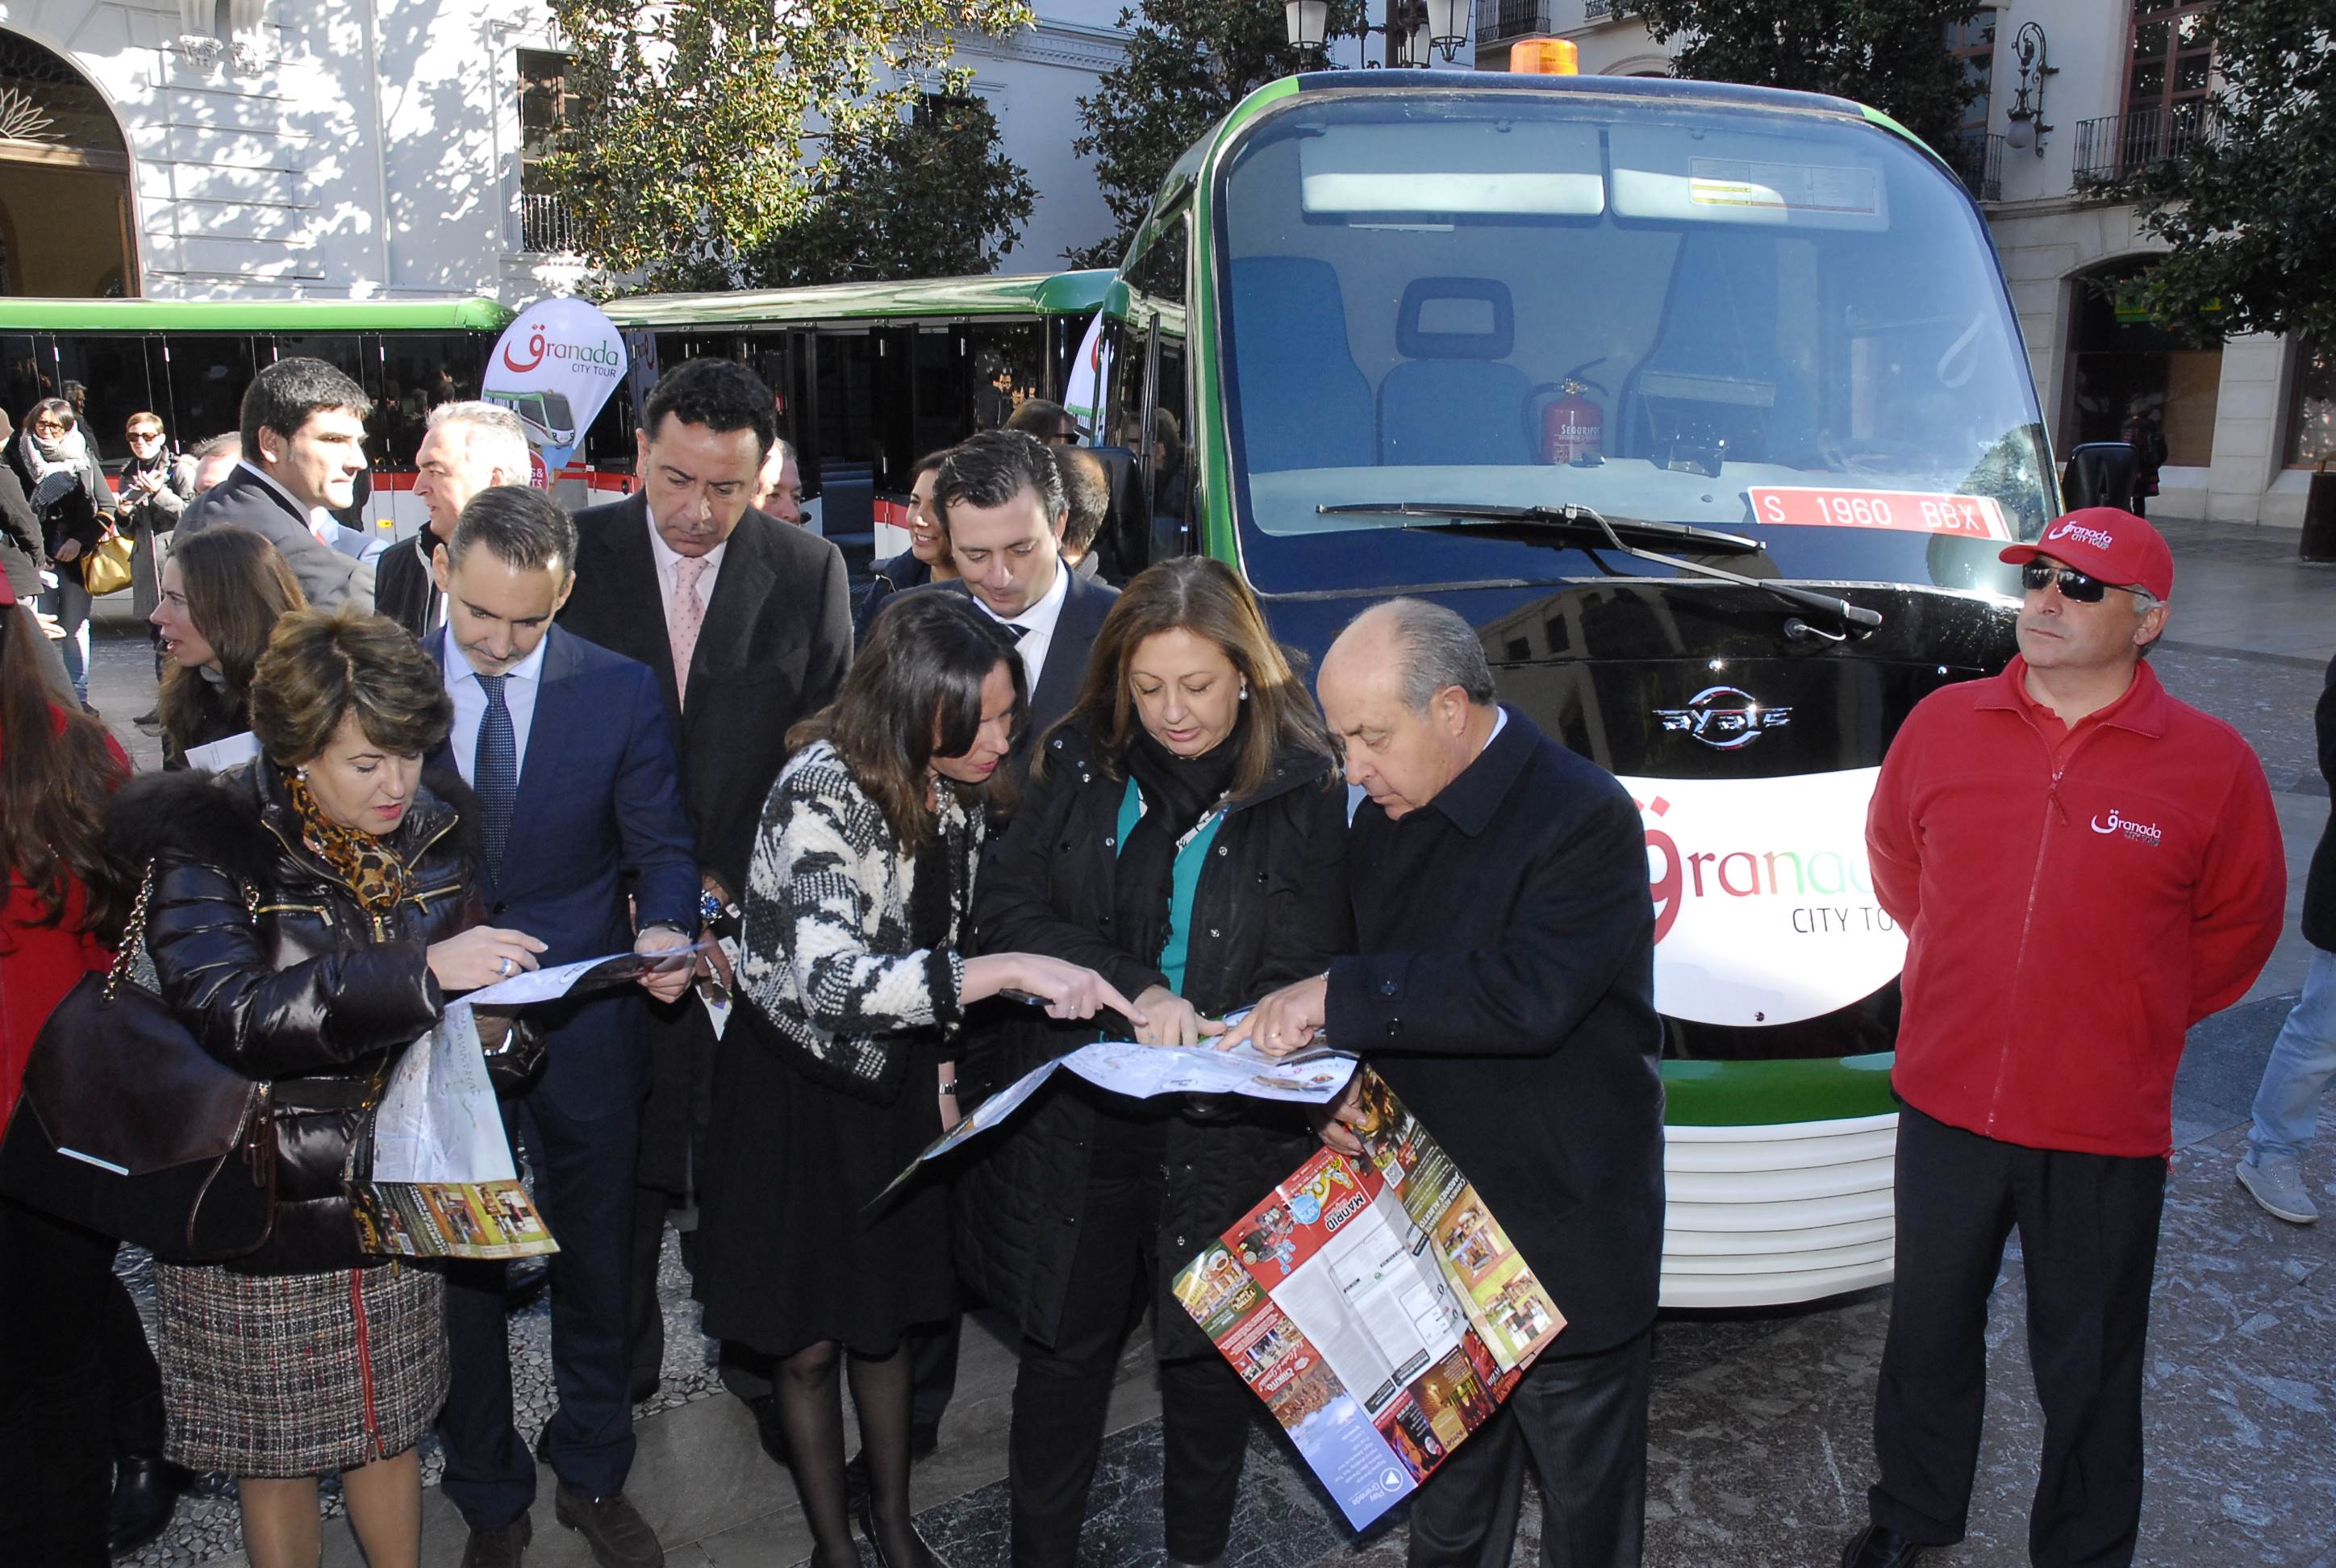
[{"x1": 0, "y1": 31, "x2": 134, "y2": 296}]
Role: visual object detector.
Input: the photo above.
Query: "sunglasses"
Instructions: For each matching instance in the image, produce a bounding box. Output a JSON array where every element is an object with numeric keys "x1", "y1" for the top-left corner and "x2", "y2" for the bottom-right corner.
[
  {"x1": 127, "y1": 429, "x2": 162, "y2": 441},
  {"x1": 2020, "y1": 561, "x2": 2135, "y2": 603}
]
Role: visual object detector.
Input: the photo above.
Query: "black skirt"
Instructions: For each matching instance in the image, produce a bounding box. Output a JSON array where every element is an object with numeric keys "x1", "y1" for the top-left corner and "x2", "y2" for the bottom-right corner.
[{"x1": 693, "y1": 1017, "x2": 953, "y2": 1360}]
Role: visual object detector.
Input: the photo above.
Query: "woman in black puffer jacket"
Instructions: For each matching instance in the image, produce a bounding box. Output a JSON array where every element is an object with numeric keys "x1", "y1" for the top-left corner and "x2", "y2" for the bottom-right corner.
[
  {"x1": 106, "y1": 608, "x2": 544, "y2": 1568},
  {"x1": 958, "y1": 557, "x2": 1351, "y2": 1568}
]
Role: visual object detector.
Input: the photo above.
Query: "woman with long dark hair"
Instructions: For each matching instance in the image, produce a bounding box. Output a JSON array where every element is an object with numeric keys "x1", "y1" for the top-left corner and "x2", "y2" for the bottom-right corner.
[
  {"x1": 856, "y1": 449, "x2": 959, "y2": 641},
  {"x1": 151, "y1": 526, "x2": 307, "y2": 769},
  {"x1": 695, "y1": 591, "x2": 1141, "y2": 1568},
  {"x1": 958, "y1": 556, "x2": 1353, "y2": 1567},
  {"x1": 0, "y1": 566, "x2": 131, "y2": 1566}
]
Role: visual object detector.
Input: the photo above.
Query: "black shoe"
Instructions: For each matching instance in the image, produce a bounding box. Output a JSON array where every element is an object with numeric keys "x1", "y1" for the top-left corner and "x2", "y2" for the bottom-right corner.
[
  {"x1": 462, "y1": 1513, "x2": 533, "y2": 1568},
  {"x1": 909, "y1": 1421, "x2": 941, "y2": 1462},
  {"x1": 532, "y1": 1421, "x2": 552, "y2": 1467},
  {"x1": 131, "y1": 708, "x2": 160, "y2": 728},
  {"x1": 554, "y1": 1483, "x2": 664, "y2": 1568},
  {"x1": 505, "y1": 1257, "x2": 551, "y2": 1312},
  {"x1": 106, "y1": 1455, "x2": 184, "y2": 1557},
  {"x1": 629, "y1": 1365, "x2": 661, "y2": 1404},
  {"x1": 746, "y1": 1393, "x2": 791, "y2": 1470},
  {"x1": 1841, "y1": 1524, "x2": 1932, "y2": 1568},
  {"x1": 861, "y1": 1512, "x2": 945, "y2": 1568}
]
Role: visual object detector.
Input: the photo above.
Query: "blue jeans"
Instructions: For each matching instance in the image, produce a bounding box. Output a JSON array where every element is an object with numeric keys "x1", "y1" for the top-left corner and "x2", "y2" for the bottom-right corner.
[
  {"x1": 37, "y1": 578, "x2": 89, "y2": 705},
  {"x1": 2247, "y1": 945, "x2": 2336, "y2": 1161}
]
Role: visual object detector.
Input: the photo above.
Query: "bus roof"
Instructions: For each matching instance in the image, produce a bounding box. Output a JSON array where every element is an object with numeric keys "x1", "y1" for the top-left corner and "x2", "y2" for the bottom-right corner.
[
  {"x1": 602, "y1": 269, "x2": 1116, "y2": 329},
  {"x1": 0, "y1": 296, "x2": 515, "y2": 333}
]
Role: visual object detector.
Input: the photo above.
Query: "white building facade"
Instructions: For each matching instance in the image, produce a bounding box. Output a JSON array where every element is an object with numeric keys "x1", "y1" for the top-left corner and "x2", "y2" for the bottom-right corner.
[
  {"x1": 0, "y1": 0, "x2": 1128, "y2": 305},
  {"x1": 1472, "y1": 0, "x2": 2323, "y2": 526}
]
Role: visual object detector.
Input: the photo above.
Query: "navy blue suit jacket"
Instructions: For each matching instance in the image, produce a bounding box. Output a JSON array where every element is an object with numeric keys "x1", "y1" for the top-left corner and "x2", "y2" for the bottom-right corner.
[{"x1": 428, "y1": 623, "x2": 699, "y2": 1116}]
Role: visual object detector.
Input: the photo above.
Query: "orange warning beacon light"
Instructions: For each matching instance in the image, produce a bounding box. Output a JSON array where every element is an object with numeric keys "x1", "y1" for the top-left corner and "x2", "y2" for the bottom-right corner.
[
  {"x1": 1510, "y1": 38, "x2": 1579, "y2": 74},
  {"x1": 1504, "y1": 39, "x2": 1579, "y2": 74}
]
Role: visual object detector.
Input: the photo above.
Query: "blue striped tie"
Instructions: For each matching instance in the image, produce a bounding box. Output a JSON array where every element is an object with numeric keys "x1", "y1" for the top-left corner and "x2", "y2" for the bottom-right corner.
[{"x1": 475, "y1": 673, "x2": 515, "y2": 879}]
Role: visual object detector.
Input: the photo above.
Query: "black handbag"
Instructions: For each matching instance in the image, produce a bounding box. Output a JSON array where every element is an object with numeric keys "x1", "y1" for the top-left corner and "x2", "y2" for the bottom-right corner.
[{"x1": 0, "y1": 862, "x2": 277, "y2": 1261}]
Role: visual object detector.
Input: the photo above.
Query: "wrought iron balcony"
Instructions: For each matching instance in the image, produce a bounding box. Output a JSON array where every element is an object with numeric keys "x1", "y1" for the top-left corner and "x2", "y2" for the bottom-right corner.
[
  {"x1": 2072, "y1": 104, "x2": 2208, "y2": 184},
  {"x1": 1475, "y1": 0, "x2": 1554, "y2": 45},
  {"x1": 519, "y1": 191, "x2": 580, "y2": 255},
  {"x1": 1584, "y1": 0, "x2": 1612, "y2": 17},
  {"x1": 1950, "y1": 131, "x2": 2003, "y2": 203}
]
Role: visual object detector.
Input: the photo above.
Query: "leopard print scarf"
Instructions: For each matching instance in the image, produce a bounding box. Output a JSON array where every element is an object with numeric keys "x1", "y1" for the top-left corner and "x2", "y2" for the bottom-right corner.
[{"x1": 286, "y1": 768, "x2": 415, "y2": 916}]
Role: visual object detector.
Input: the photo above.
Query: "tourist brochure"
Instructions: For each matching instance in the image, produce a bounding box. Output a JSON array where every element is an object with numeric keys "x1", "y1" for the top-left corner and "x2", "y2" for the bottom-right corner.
[
  {"x1": 348, "y1": 1001, "x2": 558, "y2": 1259},
  {"x1": 1171, "y1": 1070, "x2": 1566, "y2": 1529},
  {"x1": 871, "y1": 1020, "x2": 1360, "y2": 1207}
]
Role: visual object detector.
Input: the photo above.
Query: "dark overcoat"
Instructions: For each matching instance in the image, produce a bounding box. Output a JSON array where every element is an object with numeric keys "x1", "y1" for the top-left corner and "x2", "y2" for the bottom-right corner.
[
  {"x1": 1325, "y1": 707, "x2": 1666, "y2": 1357},
  {"x1": 954, "y1": 723, "x2": 1352, "y2": 1355},
  {"x1": 555, "y1": 491, "x2": 853, "y2": 1191}
]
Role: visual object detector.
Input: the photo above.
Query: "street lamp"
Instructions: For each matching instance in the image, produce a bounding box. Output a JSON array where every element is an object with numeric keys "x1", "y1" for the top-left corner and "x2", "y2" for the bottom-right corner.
[
  {"x1": 1284, "y1": 0, "x2": 1331, "y2": 54},
  {"x1": 2002, "y1": 21, "x2": 2055, "y2": 156},
  {"x1": 1422, "y1": 0, "x2": 1470, "y2": 61}
]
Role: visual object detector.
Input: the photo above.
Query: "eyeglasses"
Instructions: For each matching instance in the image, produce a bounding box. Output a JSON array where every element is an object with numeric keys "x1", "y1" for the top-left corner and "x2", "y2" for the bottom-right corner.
[
  {"x1": 2020, "y1": 561, "x2": 2135, "y2": 603},
  {"x1": 127, "y1": 428, "x2": 162, "y2": 442},
  {"x1": 28, "y1": 420, "x2": 66, "y2": 437}
]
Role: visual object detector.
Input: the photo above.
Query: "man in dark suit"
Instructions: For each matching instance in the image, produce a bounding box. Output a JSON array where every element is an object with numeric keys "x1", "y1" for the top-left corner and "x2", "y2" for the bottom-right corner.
[
  {"x1": 925, "y1": 429, "x2": 1119, "y2": 781},
  {"x1": 173, "y1": 357, "x2": 377, "y2": 610},
  {"x1": 423, "y1": 486, "x2": 699, "y2": 1568},
  {"x1": 1232, "y1": 598, "x2": 1666, "y2": 1568},
  {"x1": 555, "y1": 357, "x2": 853, "y2": 1407},
  {"x1": 378, "y1": 401, "x2": 532, "y2": 637}
]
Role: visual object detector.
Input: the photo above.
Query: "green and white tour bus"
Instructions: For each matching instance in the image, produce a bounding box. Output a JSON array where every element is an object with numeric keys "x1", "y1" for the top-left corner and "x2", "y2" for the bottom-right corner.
[{"x1": 1082, "y1": 67, "x2": 2059, "y2": 1307}]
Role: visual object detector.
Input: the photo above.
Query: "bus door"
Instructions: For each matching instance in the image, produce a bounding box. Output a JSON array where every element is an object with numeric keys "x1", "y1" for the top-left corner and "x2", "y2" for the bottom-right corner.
[{"x1": 1106, "y1": 198, "x2": 1193, "y2": 570}]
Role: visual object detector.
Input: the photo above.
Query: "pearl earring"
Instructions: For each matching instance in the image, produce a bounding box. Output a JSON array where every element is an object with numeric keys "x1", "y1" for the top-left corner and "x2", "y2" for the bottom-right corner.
[{"x1": 1238, "y1": 685, "x2": 1249, "y2": 701}]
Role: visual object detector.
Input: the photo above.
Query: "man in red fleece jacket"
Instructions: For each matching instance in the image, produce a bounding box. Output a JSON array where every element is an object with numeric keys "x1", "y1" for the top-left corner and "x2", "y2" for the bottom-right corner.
[{"x1": 1842, "y1": 507, "x2": 2285, "y2": 1568}]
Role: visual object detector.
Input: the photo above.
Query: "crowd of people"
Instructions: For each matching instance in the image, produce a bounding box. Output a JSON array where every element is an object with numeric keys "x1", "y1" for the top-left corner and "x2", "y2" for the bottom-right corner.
[{"x1": 0, "y1": 342, "x2": 2309, "y2": 1568}]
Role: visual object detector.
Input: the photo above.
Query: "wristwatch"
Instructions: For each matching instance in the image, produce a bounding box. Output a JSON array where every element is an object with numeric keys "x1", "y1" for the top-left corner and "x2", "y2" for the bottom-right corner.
[{"x1": 699, "y1": 888, "x2": 742, "y2": 939}]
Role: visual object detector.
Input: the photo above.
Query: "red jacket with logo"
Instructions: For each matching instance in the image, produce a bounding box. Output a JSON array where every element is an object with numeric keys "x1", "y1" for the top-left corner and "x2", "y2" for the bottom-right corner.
[{"x1": 1867, "y1": 657, "x2": 2285, "y2": 1157}]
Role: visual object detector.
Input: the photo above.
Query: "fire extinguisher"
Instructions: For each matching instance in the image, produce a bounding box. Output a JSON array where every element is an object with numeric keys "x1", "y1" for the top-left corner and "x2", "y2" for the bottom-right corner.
[{"x1": 1533, "y1": 360, "x2": 1609, "y2": 465}]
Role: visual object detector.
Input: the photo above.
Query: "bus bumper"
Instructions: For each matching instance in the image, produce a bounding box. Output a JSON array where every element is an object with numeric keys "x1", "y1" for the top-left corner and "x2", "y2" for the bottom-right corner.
[{"x1": 1658, "y1": 1054, "x2": 1900, "y2": 1309}]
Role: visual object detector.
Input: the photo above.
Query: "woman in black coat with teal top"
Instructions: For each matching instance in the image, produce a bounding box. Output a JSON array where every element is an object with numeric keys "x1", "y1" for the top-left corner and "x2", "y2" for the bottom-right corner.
[{"x1": 956, "y1": 557, "x2": 1351, "y2": 1568}]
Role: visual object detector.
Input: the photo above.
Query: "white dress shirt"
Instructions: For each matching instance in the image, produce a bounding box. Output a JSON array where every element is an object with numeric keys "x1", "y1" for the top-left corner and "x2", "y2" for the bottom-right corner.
[
  {"x1": 644, "y1": 508, "x2": 728, "y2": 626},
  {"x1": 970, "y1": 559, "x2": 1070, "y2": 694},
  {"x1": 439, "y1": 627, "x2": 550, "y2": 786}
]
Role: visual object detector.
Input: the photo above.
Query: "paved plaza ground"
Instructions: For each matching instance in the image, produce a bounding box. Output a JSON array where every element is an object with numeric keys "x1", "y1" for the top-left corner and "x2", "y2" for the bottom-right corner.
[{"x1": 93, "y1": 518, "x2": 2336, "y2": 1566}]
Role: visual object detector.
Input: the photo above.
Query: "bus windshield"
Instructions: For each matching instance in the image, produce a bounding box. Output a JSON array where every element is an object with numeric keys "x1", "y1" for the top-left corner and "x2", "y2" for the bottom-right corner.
[{"x1": 1215, "y1": 90, "x2": 2054, "y2": 596}]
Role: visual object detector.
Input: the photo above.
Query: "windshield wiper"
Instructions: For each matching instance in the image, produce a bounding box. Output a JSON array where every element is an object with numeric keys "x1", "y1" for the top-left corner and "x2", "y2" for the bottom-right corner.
[{"x1": 1316, "y1": 500, "x2": 1883, "y2": 640}]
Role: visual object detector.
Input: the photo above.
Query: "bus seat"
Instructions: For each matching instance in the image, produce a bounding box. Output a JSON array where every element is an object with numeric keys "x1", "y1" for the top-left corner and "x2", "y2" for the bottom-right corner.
[
  {"x1": 1228, "y1": 256, "x2": 1374, "y2": 472},
  {"x1": 1378, "y1": 277, "x2": 1535, "y2": 467}
]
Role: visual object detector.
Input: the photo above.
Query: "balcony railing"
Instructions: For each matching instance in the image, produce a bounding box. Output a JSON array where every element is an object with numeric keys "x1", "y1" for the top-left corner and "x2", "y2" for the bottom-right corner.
[
  {"x1": 1950, "y1": 131, "x2": 2003, "y2": 203},
  {"x1": 1475, "y1": 0, "x2": 1554, "y2": 44},
  {"x1": 1584, "y1": 0, "x2": 1612, "y2": 18},
  {"x1": 2072, "y1": 104, "x2": 2208, "y2": 184},
  {"x1": 519, "y1": 190, "x2": 580, "y2": 255}
]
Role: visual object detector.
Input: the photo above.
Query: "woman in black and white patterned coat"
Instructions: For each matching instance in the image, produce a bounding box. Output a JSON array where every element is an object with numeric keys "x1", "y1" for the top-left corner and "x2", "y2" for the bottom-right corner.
[{"x1": 693, "y1": 591, "x2": 1141, "y2": 1568}]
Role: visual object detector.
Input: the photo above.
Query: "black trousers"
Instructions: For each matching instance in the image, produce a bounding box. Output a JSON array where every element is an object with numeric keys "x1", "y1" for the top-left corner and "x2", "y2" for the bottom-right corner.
[
  {"x1": 0, "y1": 1195, "x2": 116, "y2": 1567},
  {"x1": 1405, "y1": 1327, "x2": 1651, "y2": 1568},
  {"x1": 1869, "y1": 1106, "x2": 2165, "y2": 1566},
  {"x1": 439, "y1": 1090, "x2": 642, "y2": 1528},
  {"x1": 1009, "y1": 1127, "x2": 1254, "y2": 1566}
]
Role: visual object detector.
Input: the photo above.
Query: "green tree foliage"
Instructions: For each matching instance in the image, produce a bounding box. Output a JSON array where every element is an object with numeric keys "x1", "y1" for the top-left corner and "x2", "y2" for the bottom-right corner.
[
  {"x1": 1068, "y1": 0, "x2": 1363, "y2": 268},
  {"x1": 543, "y1": 0, "x2": 1034, "y2": 291},
  {"x1": 745, "y1": 94, "x2": 1038, "y2": 285},
  {"x1": 2100, "y1": 0, "x2": 2336, "y2": 344},
  {"x1": 1624, "y1": 0, "x2": 1983, "y2": 155}
]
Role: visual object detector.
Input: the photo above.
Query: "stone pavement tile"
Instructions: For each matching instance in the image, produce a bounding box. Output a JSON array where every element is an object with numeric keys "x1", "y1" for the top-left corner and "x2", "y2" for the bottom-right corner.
[{"x1": 2175, "y1": 995, "x2": 2299, "y2": 1149}]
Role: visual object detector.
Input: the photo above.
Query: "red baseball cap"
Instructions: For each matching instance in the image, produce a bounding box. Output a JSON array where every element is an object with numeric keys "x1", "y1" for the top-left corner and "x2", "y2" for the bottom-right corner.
[{"x1": 2000, "y1": 507, "x2": 2174, "y2": 602}]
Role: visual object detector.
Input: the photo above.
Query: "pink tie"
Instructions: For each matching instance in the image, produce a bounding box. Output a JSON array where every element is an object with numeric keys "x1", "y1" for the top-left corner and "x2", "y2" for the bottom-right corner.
[{"x1": 670, "y1": 556, "x2": 709, "y2": 706}]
